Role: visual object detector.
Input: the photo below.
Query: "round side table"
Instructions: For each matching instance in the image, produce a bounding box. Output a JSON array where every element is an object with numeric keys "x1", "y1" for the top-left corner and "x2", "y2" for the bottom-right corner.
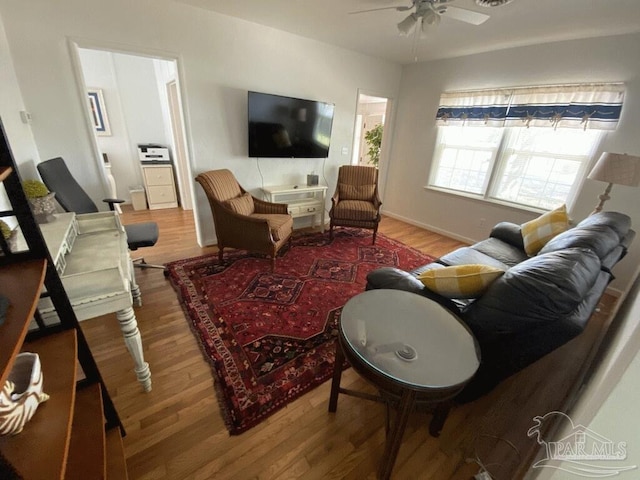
[{"x1": 328, "y1": 289, "x2": 480, "y2": 479}]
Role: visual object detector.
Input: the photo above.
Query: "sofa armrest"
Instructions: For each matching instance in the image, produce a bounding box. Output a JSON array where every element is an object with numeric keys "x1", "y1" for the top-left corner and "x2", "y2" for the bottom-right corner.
[
  {"x1": 490, "y1": 222, "x2": 524, "y2": 250},
  {"x1": 365, "y1": 267, "x2": 461, "y2": 313}
]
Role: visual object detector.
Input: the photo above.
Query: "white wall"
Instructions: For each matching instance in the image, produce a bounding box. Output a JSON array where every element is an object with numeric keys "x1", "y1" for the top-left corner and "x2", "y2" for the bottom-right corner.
[
  {"x1": 0, "y1": 0, "x2": 402, "y2": 245},
  {"x1": 0, "y1": 9, "x2": 41, "y2": 226},
  {"x1": 385, "y1": 32, "x2": 640, "y2": 293}
]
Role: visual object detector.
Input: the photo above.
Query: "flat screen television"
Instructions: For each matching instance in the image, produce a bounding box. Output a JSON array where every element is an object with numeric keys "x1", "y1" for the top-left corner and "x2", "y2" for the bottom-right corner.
[{"x1": 248, "y1": 91, "x2": 335, "y2": 158}]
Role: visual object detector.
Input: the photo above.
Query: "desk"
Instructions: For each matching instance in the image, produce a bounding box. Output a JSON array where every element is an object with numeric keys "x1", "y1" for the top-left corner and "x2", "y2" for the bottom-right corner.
[
  {"x1": 25, "y1": 212, "x2": 152, "y2": 392},
  {"x1": 328, "y1": 289, "x2": 479, "y2": 479},
  {"x1": 262, "y1": 184, "x2": 327, "y2": 232}
]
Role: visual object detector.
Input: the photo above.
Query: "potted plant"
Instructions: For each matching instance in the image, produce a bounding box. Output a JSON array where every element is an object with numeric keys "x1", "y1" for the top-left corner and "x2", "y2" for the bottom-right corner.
[
  {"x1": 22, "y1": 179, "x2": 56, "y2": 223},
  {"x1": 0, "y1": 219, "x2": 17, "y2": 252},
  {"x1": 364, "y1": 123, "x2": 383, "y2": 167}
]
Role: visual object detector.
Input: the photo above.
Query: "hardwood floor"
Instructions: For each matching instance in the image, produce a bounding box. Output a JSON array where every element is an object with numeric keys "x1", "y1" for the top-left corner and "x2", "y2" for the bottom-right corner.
[{"x1": 79, "y1": 207, "x2": 617, "y2": 480}]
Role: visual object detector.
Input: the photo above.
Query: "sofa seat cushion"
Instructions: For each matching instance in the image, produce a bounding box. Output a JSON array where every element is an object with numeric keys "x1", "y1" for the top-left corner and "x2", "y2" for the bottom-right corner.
[
  {"x1": 462, "y1": 247, "x2": 602, "y2": 343},
  {"x1": 250, "y1": 213, "x2": 293, "y2": 242},
  {"x1": 472, "y1": 237, "x2": 529, "y2": 267},
  {"x1": 417, "y1": 264, "x2": 505, "y2": 299},
  {"x1": 332, "y1": 200, "x2": 378, "y2": 221}
]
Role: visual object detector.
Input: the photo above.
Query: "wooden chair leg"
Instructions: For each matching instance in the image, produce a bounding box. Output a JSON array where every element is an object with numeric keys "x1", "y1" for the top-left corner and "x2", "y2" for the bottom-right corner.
[
  {"x1": 372, "y1": 224, "x2": 379, "y2": 245},
  {"x1": 329, "y1": 222, "x2": 334, "y2": 240},
  {"x1": 218, "y1": 247, "x2": 224, "y2": 263}
]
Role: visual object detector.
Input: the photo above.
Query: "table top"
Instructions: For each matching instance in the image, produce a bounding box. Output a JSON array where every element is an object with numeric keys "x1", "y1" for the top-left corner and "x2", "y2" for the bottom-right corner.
[{"x1": 340, "y1": 289, "x2": 480, "y2": 391}]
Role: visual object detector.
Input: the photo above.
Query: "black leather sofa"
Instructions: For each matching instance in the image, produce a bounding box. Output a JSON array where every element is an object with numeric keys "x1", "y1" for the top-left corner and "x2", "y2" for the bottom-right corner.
[{"x1": 366, "y1": 212, "x2": 635, "y2": 402}]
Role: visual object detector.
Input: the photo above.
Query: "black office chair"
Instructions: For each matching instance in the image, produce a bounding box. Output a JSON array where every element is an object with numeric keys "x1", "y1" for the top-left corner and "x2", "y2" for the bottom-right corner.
[{"x1": 37, "y1": 157, "x2": 164, "y2": 270}]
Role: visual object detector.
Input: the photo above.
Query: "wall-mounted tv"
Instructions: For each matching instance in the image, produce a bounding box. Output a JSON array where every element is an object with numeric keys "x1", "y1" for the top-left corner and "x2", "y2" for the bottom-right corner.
[{"x1": 248, "y1": 91, "x2": 335, "y2": 158}]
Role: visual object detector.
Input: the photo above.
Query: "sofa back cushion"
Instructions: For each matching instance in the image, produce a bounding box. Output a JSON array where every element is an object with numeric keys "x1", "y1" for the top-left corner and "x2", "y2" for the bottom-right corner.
[
  {"x1": 539, "y1": 212, "x2": 631, "y2": 259},
  {"x1": 461, "y1": 247, "x2": 602, "y2": 343}
]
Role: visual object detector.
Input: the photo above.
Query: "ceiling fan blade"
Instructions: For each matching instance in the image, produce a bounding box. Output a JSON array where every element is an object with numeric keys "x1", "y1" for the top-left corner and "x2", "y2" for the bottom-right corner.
[
  {"x1": 349, "y1": 4, "x2": 413, "y2": 14},
  {"x1": 437, "y1": 5, "x2": 490, "y2": 25},
  {"x1": 397, "y1": 13, "x2": 418, "y2": 35}
]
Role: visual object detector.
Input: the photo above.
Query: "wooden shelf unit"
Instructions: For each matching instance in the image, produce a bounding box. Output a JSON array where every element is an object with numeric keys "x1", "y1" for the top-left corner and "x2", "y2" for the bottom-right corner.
[{"x1": 0, "y1": 119, "x2": 126, "y2": 478}]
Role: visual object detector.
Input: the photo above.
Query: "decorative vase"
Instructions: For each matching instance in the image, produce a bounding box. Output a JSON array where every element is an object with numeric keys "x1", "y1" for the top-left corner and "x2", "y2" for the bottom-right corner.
[
  {"x1": 0, "y1": 352, "x2": 50, "y2": 435},
  {"x1": 28, "y1": 192, "x2": 56, "y2": 224}
]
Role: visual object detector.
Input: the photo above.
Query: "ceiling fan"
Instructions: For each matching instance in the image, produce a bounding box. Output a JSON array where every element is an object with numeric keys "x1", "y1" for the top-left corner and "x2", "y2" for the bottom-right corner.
[{"x1": 350, "y1": 0, "x2": 490, "y2": 36}]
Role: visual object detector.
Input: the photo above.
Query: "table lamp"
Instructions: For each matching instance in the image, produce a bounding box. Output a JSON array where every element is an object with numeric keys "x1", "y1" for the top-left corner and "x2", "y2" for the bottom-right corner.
[{"x1": 587, "y1": 152, "x2": 640, "y2": 215}]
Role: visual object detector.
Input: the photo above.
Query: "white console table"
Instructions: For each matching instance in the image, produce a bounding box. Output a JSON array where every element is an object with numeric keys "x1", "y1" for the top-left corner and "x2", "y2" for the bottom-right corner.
[
  {"x1": 262, "y1": 184, "x2": 328, "y2": 232},
  {"x1": 19, "y1": 212, "x2": 152, "y2": 392}
]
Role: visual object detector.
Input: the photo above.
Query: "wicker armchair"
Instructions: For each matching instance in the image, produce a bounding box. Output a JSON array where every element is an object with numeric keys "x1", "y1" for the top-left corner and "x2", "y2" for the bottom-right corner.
[
  {"x1": 195, "y1": 169, "x2": 293, "y2": 270},
  {"x1": 329, "y1": 165, "x2": 382, "y2": 244}
]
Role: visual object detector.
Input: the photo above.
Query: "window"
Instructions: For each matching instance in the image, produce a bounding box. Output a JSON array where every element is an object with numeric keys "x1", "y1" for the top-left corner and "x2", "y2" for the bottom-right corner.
[
  {"x1": 430, "y1": 83, "x2": 624, "y2": 210},
  {"x1": 429, "y1": 126, "x2": 604, "y2": 210}
]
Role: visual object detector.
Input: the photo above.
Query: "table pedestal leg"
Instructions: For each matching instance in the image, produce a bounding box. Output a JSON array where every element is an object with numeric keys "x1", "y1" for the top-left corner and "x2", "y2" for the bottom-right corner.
[
  {"x1": 379, "y1": 389, "x2": 416, "y2": 480},
  {"x1": 116, "y1": 306, "x2": 152, "y2": 392},
  {"x1": 328, "y1": 340, "x2": 345, "y2": 412},
  {"x1": 429, "y1": 400, "x2": 453, "y2": 437}
]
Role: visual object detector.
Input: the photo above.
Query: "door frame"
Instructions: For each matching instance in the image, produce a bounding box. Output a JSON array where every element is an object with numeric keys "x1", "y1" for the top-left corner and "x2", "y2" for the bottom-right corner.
[
  {"x1": 67, "y1": 38, "x2": 200, "y2": 235},
  {"x1": 352, "y1": 89, "x2": 395, "y2": 204}
]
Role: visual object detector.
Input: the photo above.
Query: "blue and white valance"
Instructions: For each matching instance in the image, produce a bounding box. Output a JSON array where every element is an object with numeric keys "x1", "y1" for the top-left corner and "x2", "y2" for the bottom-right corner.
[
  {"x1": 435, "y1": 89, "x2": 512, "y2": 127},
  {"x1": 436, "y1": 83, "x2": 625, "y2": 130}
]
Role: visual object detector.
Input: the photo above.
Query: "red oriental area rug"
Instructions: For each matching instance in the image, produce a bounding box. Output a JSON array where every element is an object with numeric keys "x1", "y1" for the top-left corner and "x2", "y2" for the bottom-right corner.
[{"x1": 165, "y1": 228, "x2": 434, "y2": 434}]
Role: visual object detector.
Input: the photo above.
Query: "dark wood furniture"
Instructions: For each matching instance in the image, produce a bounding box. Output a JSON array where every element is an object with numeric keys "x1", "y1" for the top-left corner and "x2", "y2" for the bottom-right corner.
[
  {"x1": 0, "y1": 120, "x2": 127, "y2": 479},
  {"x1": 328, "y1": 289, "x2": 480, "y2": 479}
]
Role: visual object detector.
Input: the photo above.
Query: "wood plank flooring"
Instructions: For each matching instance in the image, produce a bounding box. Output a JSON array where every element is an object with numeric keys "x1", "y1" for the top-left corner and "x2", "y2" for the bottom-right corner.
[{"x1": 79, "y1": 207, "x2": 617, "y2": 480}]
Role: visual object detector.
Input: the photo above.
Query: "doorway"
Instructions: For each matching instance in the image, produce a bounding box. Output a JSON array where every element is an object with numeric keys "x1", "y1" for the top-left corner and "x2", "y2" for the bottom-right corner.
[
  {"x1": 73, "y1": 45, "x2": 193, "y2": 213},
  {"x1": 352, "y1": 94, "x2": 388, "y2": 167}
]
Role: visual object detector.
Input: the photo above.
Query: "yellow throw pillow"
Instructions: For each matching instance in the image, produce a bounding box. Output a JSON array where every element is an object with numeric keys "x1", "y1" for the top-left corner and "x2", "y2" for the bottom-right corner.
[
  {"x1": 226, "y1": 193, "x2": 254, "y2": 216},
  {"x1": 417, "y1": 264, "x2": 505, "y2": 299},
  {"x1": 521, "y1": 205, "x2": 569, "y2": 256}
]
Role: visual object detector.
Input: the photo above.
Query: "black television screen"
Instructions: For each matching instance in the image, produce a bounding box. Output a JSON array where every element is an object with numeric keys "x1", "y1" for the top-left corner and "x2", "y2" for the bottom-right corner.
[{"x1": 248, "y1": 91, "x2": 335, "y2": 158}]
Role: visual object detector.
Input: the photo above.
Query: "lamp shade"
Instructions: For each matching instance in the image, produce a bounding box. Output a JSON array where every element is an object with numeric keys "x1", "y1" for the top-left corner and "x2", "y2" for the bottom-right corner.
[{"x1": 587, "y1": 152, "x2": 640, "y2": 187}]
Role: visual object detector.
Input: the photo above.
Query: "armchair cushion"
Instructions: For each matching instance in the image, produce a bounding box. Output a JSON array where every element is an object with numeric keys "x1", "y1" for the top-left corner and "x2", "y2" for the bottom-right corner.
[
  {"x1": 332, "y1": 200, "x2": 378, "y2": 221},
  {"x1": 226, "y1": 193, "x2": 255, "y2": 216},
  {"x1": 521, "y1": 204, "x2": 569, "y2": 256},
  {"x1": 417, "y1": 264, "x2": 505, "y2": 299},
  {"x1": 338, "y1": 183, "x2": 376, "y2": 201},
  {"x1": 251, "y1": 213, "x2": 294, "y2": 242}
]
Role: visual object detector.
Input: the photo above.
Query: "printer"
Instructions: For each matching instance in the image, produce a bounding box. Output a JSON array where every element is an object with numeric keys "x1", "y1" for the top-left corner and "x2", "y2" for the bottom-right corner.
[{"x1": 138, "y1": 144, "x2": 171, "y2": 164}]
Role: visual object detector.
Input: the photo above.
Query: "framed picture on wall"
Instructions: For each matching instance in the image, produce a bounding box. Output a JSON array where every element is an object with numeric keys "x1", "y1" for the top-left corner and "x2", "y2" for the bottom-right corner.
[{"x1": 87, "y1": 88, "x2": 111, "y2": 136}]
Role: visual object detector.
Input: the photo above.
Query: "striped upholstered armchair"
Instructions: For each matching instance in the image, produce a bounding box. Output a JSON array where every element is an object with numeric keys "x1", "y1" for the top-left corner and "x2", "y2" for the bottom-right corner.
[
  {"x1": 195, "y1": 169, "x2": 293, "y2": 270},
  {"x1": 329, "y1": 165, "x2": 382, "y2": 244}
]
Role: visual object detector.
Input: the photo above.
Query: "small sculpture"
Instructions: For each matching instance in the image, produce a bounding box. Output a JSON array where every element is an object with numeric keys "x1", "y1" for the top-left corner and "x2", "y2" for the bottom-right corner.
[{"x1": 0, "y1": 353, "x2": 50, "y2": 435}]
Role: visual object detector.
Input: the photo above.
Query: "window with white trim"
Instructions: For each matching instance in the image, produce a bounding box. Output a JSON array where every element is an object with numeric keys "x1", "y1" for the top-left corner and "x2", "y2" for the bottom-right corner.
[
  {"x1": 429, "y1": 83, "x2": 624, "y2": 211},
  {"x1": 430, "y1": 126, "x2": 604, "y2": 210}
]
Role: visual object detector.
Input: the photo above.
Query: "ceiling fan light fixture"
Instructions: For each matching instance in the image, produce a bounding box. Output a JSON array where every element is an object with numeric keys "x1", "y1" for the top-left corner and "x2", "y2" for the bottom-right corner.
[
  {"x1": 397, "y1": 13, "x2": 418, "y2": 36},
  {"x1": 422, "y1": 9, "x2": 440, "y2": 26},
  {"x1": 474, "y1": 0, "x2": 513, "y2": 7}
]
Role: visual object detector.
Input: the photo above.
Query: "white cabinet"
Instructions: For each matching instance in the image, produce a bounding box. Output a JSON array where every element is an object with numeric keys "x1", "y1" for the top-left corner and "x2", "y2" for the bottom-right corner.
[
  {"x1": 262, "y1": 184, "x2": 327, "y2": 232},
  {"x1": 141, "y1": 164, "x2": 178, "y2": 210}
]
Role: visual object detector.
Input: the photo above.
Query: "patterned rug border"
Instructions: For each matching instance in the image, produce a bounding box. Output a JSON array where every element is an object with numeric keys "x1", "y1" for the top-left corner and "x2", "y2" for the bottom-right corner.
[{"x1": 165, "y1": 228, "x2": 435, "y2": 434}]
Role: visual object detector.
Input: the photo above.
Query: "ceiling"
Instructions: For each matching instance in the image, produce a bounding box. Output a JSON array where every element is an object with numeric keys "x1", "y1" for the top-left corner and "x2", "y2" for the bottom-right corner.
[{"x1": 175, "y1": 0, "x2": 640, "y2": 65}]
